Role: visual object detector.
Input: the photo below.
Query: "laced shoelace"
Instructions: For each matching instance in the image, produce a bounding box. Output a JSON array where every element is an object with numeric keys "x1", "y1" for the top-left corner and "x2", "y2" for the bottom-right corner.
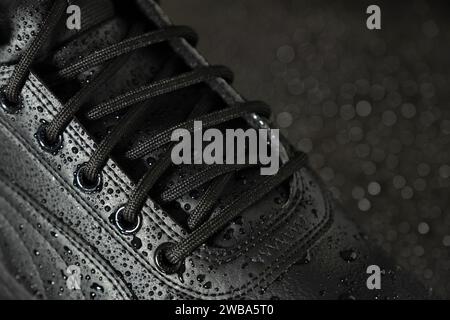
[{"x1": 0, "y1": 0, "x2": 308, "y2": 272}]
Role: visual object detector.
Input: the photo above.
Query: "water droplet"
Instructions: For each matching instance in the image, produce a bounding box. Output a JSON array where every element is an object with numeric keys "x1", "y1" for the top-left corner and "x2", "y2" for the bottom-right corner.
[
  {"x1": 339, "y1": 293, "x2": 356, "y2": 300},
  {"x1": 131, "y1": 237, "x2": 142, "y2": 250},
  {"x1": 90, "y1": 283, "x2": 104, "y2": 293},
  {"x1": 340, "y1": 249, "x2": 358, "y2": 262},
  {"x1": 197, "y1": 274, "x2": 205, "y2": 283},
  {"x1": 203, "y1": 281, "x2": 212, "y2": 289},
  {"x1": 295, "y1": 250, "x2": 311, "y2": 265},
  {"x1": 63, "y1": 246, "x2": 72, "y2": 255}
]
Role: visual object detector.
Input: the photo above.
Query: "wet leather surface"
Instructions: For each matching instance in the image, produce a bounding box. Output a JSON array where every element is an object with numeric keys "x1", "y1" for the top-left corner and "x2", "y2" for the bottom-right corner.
[
  {"x1": 0, "y1": 0, "x2": 430, "y2": 299},
  {"x1": 0, "y1": 65, "x2": 332, "y2": 299}
]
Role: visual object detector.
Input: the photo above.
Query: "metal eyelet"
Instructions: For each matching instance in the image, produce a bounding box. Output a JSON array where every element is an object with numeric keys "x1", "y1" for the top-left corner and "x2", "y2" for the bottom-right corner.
[
  {"x1": 0, "y1": 89, "x2": 22, "y2": 114},
  {"x1": 74, "y1": 163, "x2": 103, "y2": 193},
  {"x1": 35, "y1": 122, "x2": 64, "y2": 155},
  {"x1": 113, "y1": 206, "x2": 142, "y2": 235},
  {"x1": 154, "y1": 242, "x2": 184, "y2": 275}
]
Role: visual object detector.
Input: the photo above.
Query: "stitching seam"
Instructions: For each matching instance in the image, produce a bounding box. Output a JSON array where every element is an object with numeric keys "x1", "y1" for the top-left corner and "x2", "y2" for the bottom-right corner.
[{"x1": 0, "y1": 175, "x2": 132, "y2": 299}]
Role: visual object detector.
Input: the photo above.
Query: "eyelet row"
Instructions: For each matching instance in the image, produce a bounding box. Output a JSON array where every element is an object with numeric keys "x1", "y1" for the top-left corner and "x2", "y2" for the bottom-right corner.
[
  {"x1": 113, "y1": 209, "x2": 183, "y2": 273},
  {"x1": 2, "y1": 90, "x2": 183, "y2": 275}
]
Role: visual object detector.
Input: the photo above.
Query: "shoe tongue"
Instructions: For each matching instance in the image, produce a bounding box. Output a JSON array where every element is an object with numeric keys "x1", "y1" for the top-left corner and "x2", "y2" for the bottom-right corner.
[
  {"x1": 49, "y1": 0, "x2": 148, "y2": 97},
  {"x1": 50, "y1": 0, "x2": 122, "y2": 68}
]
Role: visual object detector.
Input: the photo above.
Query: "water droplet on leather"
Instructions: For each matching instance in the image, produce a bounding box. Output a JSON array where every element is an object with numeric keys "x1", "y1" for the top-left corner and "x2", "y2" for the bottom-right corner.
[
  {"x1": 274, "y1": 197, "x2": 283, "y2": 205},
  {"x1": 63, "y1": 246, "x2": 73, "y2": 255},
  {"x1": 131, "y1": 236, "x2": 142, "y2": 249},
  {"x1": 177, "y1": 269, "x2": 185, "y2": 283},
  {"x1": 295, "y1": 250, "x2": 311, "y2": 265},
  {"x1": 197, "y1": 274, "x2": 205, "y2": 283},
  {"x1": 147, "y1": 156, "x2": 155, "y2": 166},
  {"x1": 340, "y1": 249, "x2": 358, "y2": 262},
  {"x1": 90, "y1": 283, "x2": 104, "y2": 293},
  {"x1": 189, "y1": 190, "x2": 200, "y2": 199},
  {"x1": 339, "y1": 292, "x2": 356, "y2": 300}
]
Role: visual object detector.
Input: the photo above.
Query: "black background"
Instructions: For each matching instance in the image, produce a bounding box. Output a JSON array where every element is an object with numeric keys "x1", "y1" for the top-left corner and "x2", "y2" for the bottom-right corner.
[{"x1": 162, "y1": 0, "x2": 450, "y2": 297}]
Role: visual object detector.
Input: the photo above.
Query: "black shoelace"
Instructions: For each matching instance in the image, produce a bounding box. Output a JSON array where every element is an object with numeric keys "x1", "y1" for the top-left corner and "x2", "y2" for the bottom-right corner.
[{"x1": 0, "y1": 0, "x2": 307, "y2": 273}]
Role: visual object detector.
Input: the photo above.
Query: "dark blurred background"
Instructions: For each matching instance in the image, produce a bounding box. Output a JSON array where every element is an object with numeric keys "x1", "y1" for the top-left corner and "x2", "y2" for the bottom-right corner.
[{"x1": 161, "y1": 0, "x2": 450, "y2": 297}]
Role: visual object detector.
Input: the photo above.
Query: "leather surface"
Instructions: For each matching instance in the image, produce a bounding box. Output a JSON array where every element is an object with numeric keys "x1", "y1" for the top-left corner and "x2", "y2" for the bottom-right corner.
[
  {"x1": 0, "y1": 66, "x2": 331, "y2": 298},
  {"x1": 0, "y1": 0, "x2": 430, "y2": 299}
]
